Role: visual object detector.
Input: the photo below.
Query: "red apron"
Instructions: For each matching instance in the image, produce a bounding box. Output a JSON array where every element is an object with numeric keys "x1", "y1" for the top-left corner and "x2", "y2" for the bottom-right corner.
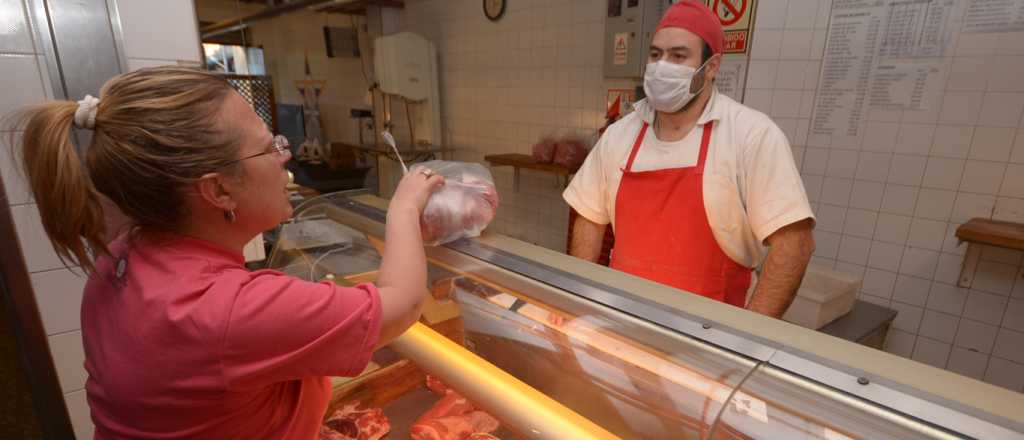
[{"x1": 609, "y1": 121, "x2": 751, "y2": 307}]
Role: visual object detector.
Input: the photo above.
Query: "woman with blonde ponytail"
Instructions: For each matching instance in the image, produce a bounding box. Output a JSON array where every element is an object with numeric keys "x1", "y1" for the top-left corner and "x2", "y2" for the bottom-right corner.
[
  {"x1": 5, "y1": 66, "x2": 444, "y2": 439},
  {"x1": 12, "y1": 96, "x2": 108, "y2": 273}
]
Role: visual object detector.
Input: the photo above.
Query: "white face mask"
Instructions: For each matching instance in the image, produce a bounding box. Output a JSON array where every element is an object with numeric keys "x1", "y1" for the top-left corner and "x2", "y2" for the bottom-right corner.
[{"x1": 643, "y1": 59, "x2": 709, "y2": 113}]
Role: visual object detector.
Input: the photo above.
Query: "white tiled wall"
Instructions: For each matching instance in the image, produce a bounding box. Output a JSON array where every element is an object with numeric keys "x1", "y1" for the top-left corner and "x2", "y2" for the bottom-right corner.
[
  {"x1": 116, "y1": 0, "x2": 203, "y2": 71},
  {"x1": 64, "y1": 390, "x2": 92, "y2": 440},
  {"x1": 398, "y1": 0, "x2": 627, "y2": 251},
  {"x1": 31, "y1": 268, "x2": 87, "y2": 335},
  {"x1": 751, "y1": 0, "x2": 1024, "y2": 392},
  {"x1": 116, "y1": 0, "x2": 201, "y2": 64},
  {"x1": 0, "y1": 1, "x2": 201, "y2": 436}
]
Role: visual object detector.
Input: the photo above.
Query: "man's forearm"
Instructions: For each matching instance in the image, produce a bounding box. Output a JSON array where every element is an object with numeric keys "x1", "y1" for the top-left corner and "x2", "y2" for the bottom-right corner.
[
  {"x1": 748, "y1": 220, "x2": 815, "y2": 318},
  {"x1": 570, "y1": 215, "x2": 607, "y2": 263}
]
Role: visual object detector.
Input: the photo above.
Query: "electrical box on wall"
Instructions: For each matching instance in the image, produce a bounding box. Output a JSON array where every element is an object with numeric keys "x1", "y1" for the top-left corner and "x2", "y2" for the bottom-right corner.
[
  {"x1": 604, "y1": 0, "x2": 678, "y2": 78},
  {"x1": 324, "y1": 26, "x2": 360, "y2": 58}
]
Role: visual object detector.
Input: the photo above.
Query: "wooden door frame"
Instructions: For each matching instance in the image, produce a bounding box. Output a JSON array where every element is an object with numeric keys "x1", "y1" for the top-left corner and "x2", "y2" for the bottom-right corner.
[{"x1": 0, "y1": 178, "x2": 75, "y2": 438}]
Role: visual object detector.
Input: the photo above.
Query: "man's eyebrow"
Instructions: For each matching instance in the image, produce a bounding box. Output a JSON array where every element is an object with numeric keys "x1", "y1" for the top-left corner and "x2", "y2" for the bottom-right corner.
[{"x1": 650, "y1": 45, "x2": 693, "y2": 53}]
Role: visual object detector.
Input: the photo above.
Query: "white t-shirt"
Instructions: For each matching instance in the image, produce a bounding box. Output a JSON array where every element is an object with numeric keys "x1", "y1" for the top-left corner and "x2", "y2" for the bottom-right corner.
[
  {"x1": 563, "y1": 89, "x2": 815, "y2": 269},
  {"x1": 630, "y1": 129, "x2": 702, "y2": 171}
]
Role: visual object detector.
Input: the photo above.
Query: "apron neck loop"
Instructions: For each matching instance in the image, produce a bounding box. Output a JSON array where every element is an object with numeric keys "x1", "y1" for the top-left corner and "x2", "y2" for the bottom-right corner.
[
  {"x1": 623, "y1": 122, "x2": 649, "y2": 173},
  {"x1": 696, "y1": 120, "x2": 714, "y2": 175}
]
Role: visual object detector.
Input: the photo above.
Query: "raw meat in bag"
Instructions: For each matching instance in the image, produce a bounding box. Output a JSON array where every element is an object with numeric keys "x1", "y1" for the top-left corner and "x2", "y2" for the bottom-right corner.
[
  {"x1": 552, "y1": 135, "x2": 589, "y2": 171},
  {"x1": 417, "y1": 161, "x2": 500, "y2": 246},
  {"x1": 531, "y1": 135, "x2": 557, "y2": 163}
]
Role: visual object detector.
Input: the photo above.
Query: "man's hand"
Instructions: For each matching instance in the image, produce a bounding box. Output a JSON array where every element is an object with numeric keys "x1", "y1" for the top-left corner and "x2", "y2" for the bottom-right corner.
[
  {"x1": 748, "y1": 219, "x2": 815, "y2": 318},
  {"x1": 570, "y1": 215, "x2": 607, "y2": 263}
]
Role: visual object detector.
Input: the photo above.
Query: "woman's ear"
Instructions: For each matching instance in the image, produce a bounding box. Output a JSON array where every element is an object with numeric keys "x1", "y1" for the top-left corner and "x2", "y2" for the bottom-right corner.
[{"x1": 196, "y1": 173, "x2": 237, "y2": 212}]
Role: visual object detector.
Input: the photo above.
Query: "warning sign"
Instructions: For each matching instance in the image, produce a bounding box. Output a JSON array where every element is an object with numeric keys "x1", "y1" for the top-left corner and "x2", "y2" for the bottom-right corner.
[
  {"x1": 606, "y1": 88, "x2": 636, "y2": 118},
  {"x1": 704, "y1": 0, "x2": 756, "y2": 54},
  {"x1": 725, "y1": 31, "x2": 747, "y2": 53},
  {"x1": 715, "y1": 0, "x2": 747, "y2": 26},
  {"x1": 613, "y1": 33, "x2": 629, "y2": 65}
]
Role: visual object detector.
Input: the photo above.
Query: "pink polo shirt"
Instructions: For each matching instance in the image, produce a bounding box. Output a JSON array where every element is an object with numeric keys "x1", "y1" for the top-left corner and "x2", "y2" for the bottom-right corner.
[{"x1": 80, "y1": 232, "x2": 382, "y2": 439}]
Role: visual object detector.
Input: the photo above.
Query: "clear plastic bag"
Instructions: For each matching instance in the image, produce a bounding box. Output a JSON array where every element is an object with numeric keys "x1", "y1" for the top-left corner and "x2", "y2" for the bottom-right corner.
[
  {"x1": 552, "y1": 135, "x2": 589, "y2": 171},
  {"x1": 531, "y1": 135, "x2": 557, "y2": 163},
  {"x1": 417, "y1": 160, "x2": 500, "y2": 246}
]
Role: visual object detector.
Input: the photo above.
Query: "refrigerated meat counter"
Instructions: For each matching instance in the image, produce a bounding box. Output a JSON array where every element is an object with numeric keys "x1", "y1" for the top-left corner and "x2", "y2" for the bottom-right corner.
[{"x1": 269, "y1": 190, "x2": 1024, "y2": 440}]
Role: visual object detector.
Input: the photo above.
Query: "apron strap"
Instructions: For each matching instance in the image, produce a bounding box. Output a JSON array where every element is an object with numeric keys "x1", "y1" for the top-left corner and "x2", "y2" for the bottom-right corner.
[
  {"x1": 623, "y1": 122, "x2": 649, "y2": 172},
  {"x1": 696, "y1": 121, "x2": 714, "y2": 175}
]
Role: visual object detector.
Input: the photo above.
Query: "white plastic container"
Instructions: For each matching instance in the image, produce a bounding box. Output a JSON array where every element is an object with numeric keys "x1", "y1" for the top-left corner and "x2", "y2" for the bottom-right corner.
[{"x1": 782, "y1": 266, "x2": 860, "y2": 329}]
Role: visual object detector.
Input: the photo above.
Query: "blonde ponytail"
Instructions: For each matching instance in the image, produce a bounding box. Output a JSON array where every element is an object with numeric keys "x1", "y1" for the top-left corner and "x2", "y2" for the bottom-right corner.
[
  {"x1": 5, "y1": 67, "x2": 240, "y2": 276},
  {"x1": 8, "y1": 102, "x2": 108, "y2": 273}
]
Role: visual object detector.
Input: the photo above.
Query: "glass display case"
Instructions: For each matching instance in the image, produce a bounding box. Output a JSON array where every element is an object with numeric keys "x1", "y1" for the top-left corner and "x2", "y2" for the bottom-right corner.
[{"x1": 269, "y1": 190, "x2": 1023, "y2": 440}]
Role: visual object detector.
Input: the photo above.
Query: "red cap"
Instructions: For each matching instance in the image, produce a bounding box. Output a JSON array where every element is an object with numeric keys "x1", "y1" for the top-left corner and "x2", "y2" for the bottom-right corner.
[{"x1": 655, "y1": 1, "x2": 725, "y2": 56}]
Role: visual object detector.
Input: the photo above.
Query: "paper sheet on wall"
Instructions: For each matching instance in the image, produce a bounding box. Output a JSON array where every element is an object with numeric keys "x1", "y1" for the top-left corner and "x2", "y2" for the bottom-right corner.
[
  {"x1": 811, "y1": 1, "x2": 888, "y2": 137},
  {"x1": 963, "y1": 0, "x2": 1024, "y2": 33},
  {"x1": 715, "y1": 57, "x2": 748, "y2": 102},
  {"x1": 811, "y1": 0, "x2": 954, "y2": 137},
  {"x1": 877, "y1": 0, "x2": 956, "y2": 59},
  {"x1": 869, "y1": 62, "x2": 943, "y2": 110}
]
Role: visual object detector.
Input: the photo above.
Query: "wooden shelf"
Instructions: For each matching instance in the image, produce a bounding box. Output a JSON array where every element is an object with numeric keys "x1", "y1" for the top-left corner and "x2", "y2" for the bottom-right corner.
[
  {"x1": 956, "y1": 218, "x2": 1024, "y2": 250},
  {"x1": 954, "y1": 218, "x2": 1024, "y2": 287},
  {"x1": 485, "y1": 154, "x2": 572, "y2": 175},
  {"x1": 484, "y1": 154, "x2": 574, "y2": 191}
]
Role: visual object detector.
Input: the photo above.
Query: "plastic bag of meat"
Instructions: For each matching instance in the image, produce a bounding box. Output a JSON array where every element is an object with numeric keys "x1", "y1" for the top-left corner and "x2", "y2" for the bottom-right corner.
[
  {"x1": 531, "y1": 135, "x2": 557, "y2": 163},
  {"x1": 552, "y1": 135, "x2": 589, "y2": 172},
  {"x1": 417, "y1": 161, "x2": 500, "y2": 246}
]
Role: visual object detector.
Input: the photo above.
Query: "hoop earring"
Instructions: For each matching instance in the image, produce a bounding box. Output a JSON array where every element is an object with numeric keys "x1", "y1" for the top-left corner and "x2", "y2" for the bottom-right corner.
[{"x1": 224, "y1": 210, "x2": 237, "y2": 223}]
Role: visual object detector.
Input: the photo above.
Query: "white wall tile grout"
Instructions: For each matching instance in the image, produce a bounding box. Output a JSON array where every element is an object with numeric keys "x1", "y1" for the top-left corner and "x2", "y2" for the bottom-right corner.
[{"x1": 46, "y1": 328, "x2": 80, "y2": 337}]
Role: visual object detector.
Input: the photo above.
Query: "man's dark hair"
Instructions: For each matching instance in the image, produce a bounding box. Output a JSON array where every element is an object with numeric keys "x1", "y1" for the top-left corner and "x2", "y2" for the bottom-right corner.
[{"x1": 702, "y1": 41, "x2": 713, "y2": 64}]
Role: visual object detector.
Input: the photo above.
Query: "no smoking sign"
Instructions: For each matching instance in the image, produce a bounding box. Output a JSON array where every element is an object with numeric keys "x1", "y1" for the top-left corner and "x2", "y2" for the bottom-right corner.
[
  {"x1": 714, "y1": 0, "x2": 747, "y2": 26},
  {"x1": 703, "y1": 0, "x2": 756, "y2": 54}
]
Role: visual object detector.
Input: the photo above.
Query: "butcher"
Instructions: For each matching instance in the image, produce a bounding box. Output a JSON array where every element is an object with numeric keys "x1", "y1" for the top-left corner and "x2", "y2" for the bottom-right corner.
[{"x1": 563, "y1": 1, "x2": 815, "y2": 318}]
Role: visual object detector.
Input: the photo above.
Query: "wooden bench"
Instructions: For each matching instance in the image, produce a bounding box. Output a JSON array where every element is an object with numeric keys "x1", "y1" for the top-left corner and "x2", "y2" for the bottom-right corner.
[
  {"x1": 484, "y1": 153, "x2": 574, "y2": 191},
  {"x1": 955, "y1": 218, "x2": 1024, "y2": 288}
]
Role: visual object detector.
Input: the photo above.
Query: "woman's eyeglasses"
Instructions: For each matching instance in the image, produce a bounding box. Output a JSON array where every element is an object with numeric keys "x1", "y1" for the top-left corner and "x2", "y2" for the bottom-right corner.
[{"x1": 229, "y1": 135, "x2": 291, "y2": 164}]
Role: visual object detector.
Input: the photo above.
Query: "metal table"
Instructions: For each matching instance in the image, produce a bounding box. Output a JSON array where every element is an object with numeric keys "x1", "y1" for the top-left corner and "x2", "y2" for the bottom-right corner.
[{"x1": 819, "y1": 300, "x2": 898, "y2": 349}]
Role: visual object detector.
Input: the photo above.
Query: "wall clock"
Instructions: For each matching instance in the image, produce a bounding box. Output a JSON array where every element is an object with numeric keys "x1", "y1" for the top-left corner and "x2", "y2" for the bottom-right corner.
[{"x1": 484, "y1": 0, "x2": 506, "y2": 21}]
